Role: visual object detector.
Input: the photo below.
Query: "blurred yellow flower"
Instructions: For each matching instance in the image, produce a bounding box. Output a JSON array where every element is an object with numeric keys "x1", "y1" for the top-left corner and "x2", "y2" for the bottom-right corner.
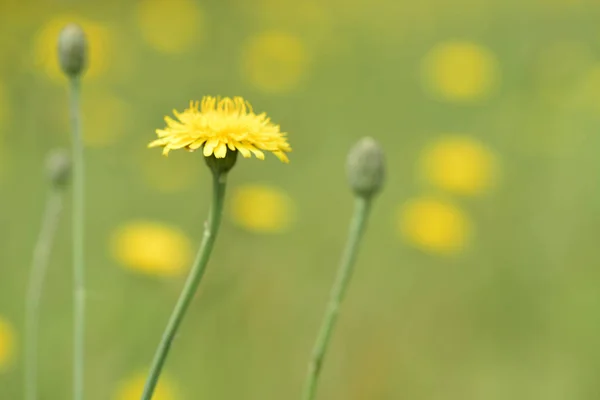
[
  {"x1": 419, "y1": 135, "x2": 498, "y2": 196},
  {"x1": 398, "y1": 197, "x2": 471, "y2": 255},
  {"x1": 149, "y1": 96, "x2": 291, "y2": 162},
  {"x1": 114, "y1": 372, "x2": 178, "y2": 400},
  {"x1": 83, "y1": 91, "x2": 130, "y2": 148},
  {"x1": 230, "y1": 184, "x2": 295, "y2": 233},
  {"x1": 422, "y1": 40, "x2": 499, "y2": 102},
  {"x1": 33, "y1": 14, "x2": 110, "y2": 81},
  {"x1": 110, "y1": 221, "x2": 192, "y2": 276},
  {"x1": 0, "y1": 317, "x2": 16, "y2": 371},
  {"x1": 136, "y1": 0, "x2": 203, "y2": 54},
  {"x1": 241, "y1": 31, "x2": 310, "y2": 93}
]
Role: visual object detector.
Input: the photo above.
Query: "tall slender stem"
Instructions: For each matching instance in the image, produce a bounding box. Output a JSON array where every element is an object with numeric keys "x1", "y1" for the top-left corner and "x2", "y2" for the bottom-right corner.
[
  {"x1": 141, "y1": 171, "x2": 228, "y2": 400},
  {"x1": 69, "y1": 77, "x2": 85, "y2": 400},
  {"x1": 301, "y1": 197, "x2": 372, "y2": 400},
  {"x1": 24, "y1": 189, "x2": 65, "y2": 400}
]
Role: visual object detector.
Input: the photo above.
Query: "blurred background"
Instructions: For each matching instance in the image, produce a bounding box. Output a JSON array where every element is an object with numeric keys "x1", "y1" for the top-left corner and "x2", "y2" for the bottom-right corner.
[{"x1": 2, "y1": 0, "x2": 600, "y2": 398}]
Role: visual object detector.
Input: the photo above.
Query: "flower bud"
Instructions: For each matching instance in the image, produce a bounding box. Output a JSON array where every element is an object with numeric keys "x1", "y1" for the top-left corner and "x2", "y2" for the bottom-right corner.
[
  {"x1": 346, "y1": 137, "x2": 385, "y2": 198},
  {"x1": 204, "y1": 150, "x2": 238, "y2": 175},
  {"x1": 57, "y1": 23, "x2": 88, "y2": 78},
  {"x1": 46, "y1": 149, "x2": 71, "y2": 188}
]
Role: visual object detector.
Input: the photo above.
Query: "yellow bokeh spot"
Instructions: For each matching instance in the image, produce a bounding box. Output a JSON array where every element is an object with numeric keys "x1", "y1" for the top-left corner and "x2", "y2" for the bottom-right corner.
[
  {"x1": 230, "y1": 184, "x2": 295, "y2": 233},
  {"x1": 241, "y1": 31, "x2": 310, "y2": 94},
  {"x1": 110, "y1": 221, "x2": 193, "y2": 277},
  {"x1": 136, "y1": 0, "x2": 204, "y2": 53},
  {"x1": 0, "y1": 317, "x2": 16, "y2": 371},
  {"x1": 114, "y1": 372, "x2": 178, "y2": 400},
  {"x1": 422, "y1": 40, "x2": 499, "y2": 102},
  {"x1": 398, "y1": 197, "x2": 471, "y2": 255},
  {"x1": 420, "y1": 135, "x2": 498, "y2": 196},
  {"x1": 83, "y1": 92, "x2": 129, "y2": 148},
  {"x1": 33, "y1": 14, "x2": 110, "y2": 81}
]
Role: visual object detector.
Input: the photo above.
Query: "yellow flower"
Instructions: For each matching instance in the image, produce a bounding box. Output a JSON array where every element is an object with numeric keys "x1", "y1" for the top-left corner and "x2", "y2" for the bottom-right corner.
[
  {"x1": 110, "y1": 221, "x2": 193, "y2": 277},
  {"x1": 114, "y1": 372, "x2": 178, "y2": 400},
  {"x1": 398, "y1": 197, "x2": 471, "y2": 255},
  {"x1": 230, "y1": 184, "x2": 295, "y2": 233},
  {"x1": 419, "y1": 135, "x2": 498, "y2": 196},
  {"x1": 149, "y1": 96, "x2": 291, "y2": 162},
  {"x1": 0, "y1": 317, "x2": 16, "y2": 371},
  {"x1": 422, "y1": 40, "x2": 499, "y2": 102}
]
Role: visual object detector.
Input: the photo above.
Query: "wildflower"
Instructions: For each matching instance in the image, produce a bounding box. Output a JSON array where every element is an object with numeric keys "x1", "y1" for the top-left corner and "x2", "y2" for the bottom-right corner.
[{"x1": 148, "y1": 96, "x2": 291, "y2": 162}]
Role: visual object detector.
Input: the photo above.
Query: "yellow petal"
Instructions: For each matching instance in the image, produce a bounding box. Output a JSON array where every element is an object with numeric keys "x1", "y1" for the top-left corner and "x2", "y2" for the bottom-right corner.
[
  {"x1": 236, "y1": 145, "x2": 252, "y2": 158},
  {"x1": 273, "y1": 151, "x2": 289, "y2": 163},
  {"x1": 214, "y1": 142, "x2": 227, "y2": 158},
  {"x1": 148, "y1": 138, "x2": 165, "y2": 148},
  {"x1": 188, "y1": 138, "x2": 206, "y2": 150},
  {"x1": 203, "y1": 139, "x2": 218, "y2": 157},
  {"x1": 251, "y1": 149, "x2": 265, "y2": 160}
]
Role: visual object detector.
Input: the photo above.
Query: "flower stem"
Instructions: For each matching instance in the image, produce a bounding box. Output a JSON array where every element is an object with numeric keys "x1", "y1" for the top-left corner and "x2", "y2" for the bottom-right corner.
[
  {"x1": 301, "y1": 196, "x2": 372, "y2": 400},
  {"x1": 24, "y1": 189, "x2": 65, "y2": 400},
  {"x1": 141, "y1": 170, "x2": 228, "y2": 400},
  {"x1": 69, "y1": 76, "x2": 85, "y2": 400}
]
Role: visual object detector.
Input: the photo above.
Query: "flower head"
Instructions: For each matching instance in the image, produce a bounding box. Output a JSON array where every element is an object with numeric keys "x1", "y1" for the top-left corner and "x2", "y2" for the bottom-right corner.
[{"x1": 149, "y1": 96, "x2": 291, "y2": 162}]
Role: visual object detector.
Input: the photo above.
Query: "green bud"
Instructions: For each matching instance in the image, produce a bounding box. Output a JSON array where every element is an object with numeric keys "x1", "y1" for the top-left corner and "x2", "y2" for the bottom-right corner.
[
  {"x1": 346, "y1": 137, "x2": 385, "y2": 198},
  {"x1": 45, "y1": 149, "x2": 71, "y2": 188},
  {"x1": 204, "y1": 150, "x2": 238, "y2": 175},
  {"x1": 57, "y1": 23, "x2": 88, "y2": 78}
]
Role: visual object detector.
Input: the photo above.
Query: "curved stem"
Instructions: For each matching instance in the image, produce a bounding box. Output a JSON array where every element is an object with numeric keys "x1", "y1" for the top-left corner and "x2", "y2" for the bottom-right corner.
[
  {"x1": 141, "y1": 171, "x2": 228, "y2": 400},
  {"x1": 24, "y1": 189, "x2": 65, "y2": 400},
  {"x1": 301, "y1": 197, "x2": 372, "y2": 400},
  {"x1": 69, "y1": 76, "x2": 85, "y2": 400}
]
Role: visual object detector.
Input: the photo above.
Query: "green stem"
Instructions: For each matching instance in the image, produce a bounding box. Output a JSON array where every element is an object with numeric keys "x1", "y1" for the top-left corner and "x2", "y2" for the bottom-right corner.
[
  {"x1": 141, "y1": 171, "x2": 228, "y2": 400},
  {"x1": 69, "y1": 77, "x2": 85, "y2": 400},
  {"x1": 24, "y1": 189, "x2": 65, "y2": 400},
  {"x1": 301, "y1": 197, "x2": 372, "y2": 400}
]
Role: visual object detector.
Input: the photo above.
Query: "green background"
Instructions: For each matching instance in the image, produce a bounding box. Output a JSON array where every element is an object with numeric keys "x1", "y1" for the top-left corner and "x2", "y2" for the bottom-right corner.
[{"x1": 2, "y1": 0, "x2": 600, "y2": 398}]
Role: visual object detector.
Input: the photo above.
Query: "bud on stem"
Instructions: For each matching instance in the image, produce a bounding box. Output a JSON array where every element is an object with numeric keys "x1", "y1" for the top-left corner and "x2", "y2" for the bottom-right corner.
[
  {"x1": 58, "y1": 23, "x2": 88, "y2": 78},
  {"x1": 346, "y1": 137, "x2": 386, "y2": 198},
  {"x1": 45, "y1": 149, "x2": 71, "y2": 189}
]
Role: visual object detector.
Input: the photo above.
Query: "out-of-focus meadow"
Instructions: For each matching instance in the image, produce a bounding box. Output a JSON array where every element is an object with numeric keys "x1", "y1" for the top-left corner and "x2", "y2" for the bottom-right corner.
[{"x1": 2, "y1": 0, "x2": 600, "y2": 398}]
